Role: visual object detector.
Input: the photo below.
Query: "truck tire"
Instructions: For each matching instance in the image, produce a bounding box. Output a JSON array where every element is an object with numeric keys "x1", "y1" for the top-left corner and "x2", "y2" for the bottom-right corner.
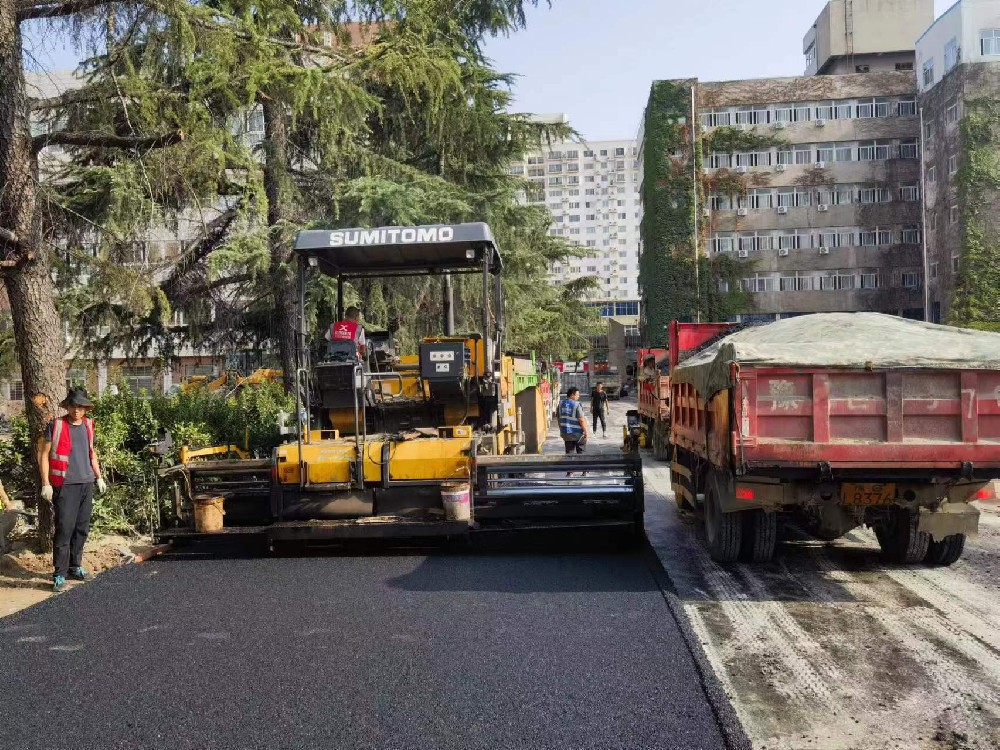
[
  {"x1": 705, "y1": 470, "x2": 742, "y2": 563},
  {"x1": 740, "y1": 509, "x2": 777, "y2": 563},
  {"x1": 925, "y1": 533, "x2": 966, "y2": 566},
  {"x1": 878, "y1": 510, "x2": 931, "y2": 564}
]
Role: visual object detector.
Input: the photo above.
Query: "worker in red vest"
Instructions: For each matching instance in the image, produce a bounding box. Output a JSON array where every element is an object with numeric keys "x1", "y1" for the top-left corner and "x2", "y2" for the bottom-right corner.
[
  {"x1": 38, "y1": 388, "x2": 106, "y2": 592},
  {"x1": 326, "y1": 306, "x2": 367, "y2": 358}
]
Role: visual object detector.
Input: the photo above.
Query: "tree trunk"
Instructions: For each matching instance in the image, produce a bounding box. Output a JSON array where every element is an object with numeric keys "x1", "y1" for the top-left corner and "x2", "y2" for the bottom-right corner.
[
  {"x1": 262, "y1": 97, "x2": 298, "y2": 390},
  {"x1": 1, "y1": 3, "x2": 67, "y2": 552}
]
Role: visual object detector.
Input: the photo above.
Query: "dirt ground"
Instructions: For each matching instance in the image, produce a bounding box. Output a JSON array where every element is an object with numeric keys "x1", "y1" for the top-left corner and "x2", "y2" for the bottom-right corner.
[{"x1": 0, "y1": 530, "x2": 155, "y2": 618}]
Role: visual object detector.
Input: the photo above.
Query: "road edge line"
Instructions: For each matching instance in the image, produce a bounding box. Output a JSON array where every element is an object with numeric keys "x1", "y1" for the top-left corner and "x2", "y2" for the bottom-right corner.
[{"x1": 641, "y1": 540, "x2": 752, "y2": 750}]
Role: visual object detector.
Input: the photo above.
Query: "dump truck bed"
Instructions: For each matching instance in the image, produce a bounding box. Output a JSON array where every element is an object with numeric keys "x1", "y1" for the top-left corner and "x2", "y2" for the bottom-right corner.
[
  {"x1": 673, "y1": 366, "x2": 1000, "y2": 472},
  {"x1": 670, "y1": 314, "x2": 1000, "y2": 475}
]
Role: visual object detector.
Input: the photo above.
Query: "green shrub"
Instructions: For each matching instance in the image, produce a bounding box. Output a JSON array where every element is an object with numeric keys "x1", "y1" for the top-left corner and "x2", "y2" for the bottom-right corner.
[{"x1": 0, "y1": 380, "x2": 295, "y2": 537}]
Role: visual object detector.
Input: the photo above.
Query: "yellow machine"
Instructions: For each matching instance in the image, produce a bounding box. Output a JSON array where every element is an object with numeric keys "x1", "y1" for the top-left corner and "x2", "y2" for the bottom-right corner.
[{"x1": 160, "y1": 223, "x2": 643, "y2": 544}]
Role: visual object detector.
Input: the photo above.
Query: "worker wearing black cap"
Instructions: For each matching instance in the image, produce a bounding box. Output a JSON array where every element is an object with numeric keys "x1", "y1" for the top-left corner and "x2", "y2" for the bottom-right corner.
[{"x1": 38, "y1": 388, "x2": 107, "y2": 592}]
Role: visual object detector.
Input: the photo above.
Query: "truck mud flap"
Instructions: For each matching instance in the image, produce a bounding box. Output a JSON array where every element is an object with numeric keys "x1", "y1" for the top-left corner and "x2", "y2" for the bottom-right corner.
[
  {"x1": 473, "y1": 454, "x2": 644, "y2": 524},
  {"x1": 918, "y1": 502, "x2": 980, "y2": 539}
]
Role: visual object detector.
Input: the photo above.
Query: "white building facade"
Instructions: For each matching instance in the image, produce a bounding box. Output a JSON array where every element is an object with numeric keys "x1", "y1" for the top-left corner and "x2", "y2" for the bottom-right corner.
[
  {"x1": 511, "y1": 138, "x2": 642, "y2": 318},
  {"x1": 916, "y1": 0, "x2": 1000, "y2": 93}
]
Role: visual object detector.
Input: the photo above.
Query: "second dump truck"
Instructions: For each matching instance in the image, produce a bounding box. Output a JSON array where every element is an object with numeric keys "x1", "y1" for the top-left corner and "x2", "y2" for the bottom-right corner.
[{"x1": 670, "y1": 314, "x2": 1000, "y2": 564}]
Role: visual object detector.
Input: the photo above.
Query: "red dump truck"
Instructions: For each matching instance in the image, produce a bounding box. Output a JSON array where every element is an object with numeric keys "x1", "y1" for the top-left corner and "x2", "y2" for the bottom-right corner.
[
  {"x1": 637, "y1": 323, "x2": 736, "y2": 459},
  {"x1": 670, "y1": 314, "x2": 1000, "y2": 565}
]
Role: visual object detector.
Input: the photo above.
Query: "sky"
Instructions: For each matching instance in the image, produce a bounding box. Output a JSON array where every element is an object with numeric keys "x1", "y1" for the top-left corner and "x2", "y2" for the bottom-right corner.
[
  {"x1": 484, "y1": 0, "x2": 957, "y2": 142},
  {"x1": 25, "y1": 0, "x2": 956, "y2": 142}
]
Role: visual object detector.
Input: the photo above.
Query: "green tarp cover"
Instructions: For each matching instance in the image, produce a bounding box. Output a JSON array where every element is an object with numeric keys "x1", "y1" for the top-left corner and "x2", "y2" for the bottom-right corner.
[{"x1": 670, "y1": 313, "x2": 1000, "y2": 398}]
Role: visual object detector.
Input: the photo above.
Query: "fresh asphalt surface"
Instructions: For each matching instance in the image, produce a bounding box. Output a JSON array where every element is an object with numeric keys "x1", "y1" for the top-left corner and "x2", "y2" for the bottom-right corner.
[{"x1": 1, "y1": 405, "x2": 746, "y2": 750}]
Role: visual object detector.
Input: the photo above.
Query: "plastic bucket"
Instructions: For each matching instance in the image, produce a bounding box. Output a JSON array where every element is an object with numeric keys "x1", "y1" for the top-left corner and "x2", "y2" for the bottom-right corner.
[
  {"x1": 193, "y1": 495, "x2": 225, "y2": 532},
  {"x1": 440, "y1": 482, "x2": 471, "y2": 522}
]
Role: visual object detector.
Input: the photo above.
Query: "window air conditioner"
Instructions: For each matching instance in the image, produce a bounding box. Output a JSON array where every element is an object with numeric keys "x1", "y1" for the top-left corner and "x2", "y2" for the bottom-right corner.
[
  {"x1": 736, "y1": 165, "x2": 749, "y2": 174},
  {"x1": 737, "y1": 249, "x2": 750, "y2": 258},
  {"x1": 702, "y1": 208, "x2": 711, "y2": 217},
  {"x1": 818, "y1": 204, "x2": 829, "y2": 212},
  {"x1": 816, "y1": 118, "x2": 827, "y2": 127},
  {"x1": 777, "y1": 206, "x2": 789, "y2": 215},
  {"x1": 776, "y1": 164, "x2": 787, "y2": 172},
  {"x1": 818, "y1": 246, "x2": 830, "y2": 255},
  {"x1": 778, "y1": 248, "x2": 790, "y2": 257},
  {"x1": 774, "y1": 121, "x2": 787, "y2": 129},
  {"x1": 737, "y1": 207, "x2": 749, "y2": 216},
  {"x1": 815, "y1": 161, "x2": 826, "y2": 169}
]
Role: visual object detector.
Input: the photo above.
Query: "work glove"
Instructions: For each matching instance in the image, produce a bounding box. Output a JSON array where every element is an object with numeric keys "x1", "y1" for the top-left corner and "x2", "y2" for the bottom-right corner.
[
  {"x1": 40, "y1": 485, "x2": 53, "y2": 502},
  {"x1": 96, "y1": 478, "x2": 108, "y2": 494}
]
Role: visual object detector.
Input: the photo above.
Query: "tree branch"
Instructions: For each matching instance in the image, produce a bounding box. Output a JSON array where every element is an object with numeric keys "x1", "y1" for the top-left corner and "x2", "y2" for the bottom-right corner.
[
  {"x1": 32, "y1": 129, "x2": 184, "y2": 153},
  {"x1": 182, "y1": 272, "x2": 255, "y2": 298},
  {"x1": 160, "y1": 205, "x2": 241, "y2": 299},
  {"x1": 17, "y1": 0, "x2": 114, "y2": 21}
]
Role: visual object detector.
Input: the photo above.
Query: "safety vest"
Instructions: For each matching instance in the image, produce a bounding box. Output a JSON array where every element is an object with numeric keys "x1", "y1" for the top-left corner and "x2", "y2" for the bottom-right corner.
[
  {"x1": 48, "y1": 417, "x2": 95, "y2": 487},
  {"x1": 329, "y1": 320, "x2": 360, "y2": 343},
  {"x1": 558, "y1": 398, "x2": 583, "y2": 437}
]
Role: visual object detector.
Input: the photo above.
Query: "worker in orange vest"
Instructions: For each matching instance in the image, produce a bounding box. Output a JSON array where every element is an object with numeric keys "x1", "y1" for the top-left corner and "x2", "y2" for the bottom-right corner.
[{"x1": 38, "y1": 388, "x2": 107, "y2": 592}]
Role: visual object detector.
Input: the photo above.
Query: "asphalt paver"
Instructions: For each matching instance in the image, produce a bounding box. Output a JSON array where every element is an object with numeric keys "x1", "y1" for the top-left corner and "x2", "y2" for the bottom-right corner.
[{"x1": 0, "y1": 546, "x2": 738, "y2": 750}]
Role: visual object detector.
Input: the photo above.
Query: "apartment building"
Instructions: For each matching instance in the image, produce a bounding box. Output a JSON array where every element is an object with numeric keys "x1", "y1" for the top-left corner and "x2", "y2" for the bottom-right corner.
[
  {"x1": 512, "y1": 138, "x2": 642, "y2": 318},
  {"x1": 804, "y1": 0, "x2": 934, "y2": 75},
  {"x1": 916, "y1": 0, "x2": 1000, "y2": 324}
]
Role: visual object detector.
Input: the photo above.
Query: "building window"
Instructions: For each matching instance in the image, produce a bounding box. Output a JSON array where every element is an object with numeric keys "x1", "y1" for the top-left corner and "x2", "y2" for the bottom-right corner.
[
  {"x1": 930, "y1": 263, "x2": 939, "y2": 280},
  {"x1": 899, "y1": 139, "x2": 919, "y2": 160},
  {"x1": 902, "y1": 226, "x2": 921, "y2": 244},
  {"x1": 982, "y1": 29, "x2": 1000, "y2": 56},
  {"x1": 945, "y1": 100, "x2": 959, "y2": 124},
  {"x1": 615, "y1": 147, "x2": 626, "y2": 157},
  {"x1": 896, "y1": 62, "x2": 914, "y2": 72},
  {"x1": 901, "y1": 272, "x2": 921, "y2": 289},
  {"x1": 948, "y1": 154, "x2": 958, "y2": 175},
  {"x1": 944, "y1": 38, "x2": 960, "y2": 72},
  {"x1": 923, "y1": 59, "x2": 935, "y2": 86},
  {"x1": 953, "y1": 255, "x2": 960, "y2": 272},
  {"x1": 924, "y1": 119, "x2": 936, "y2": 139},
  {"x1": 929, "y1": 213, "x2": 938, "y2": 231},
  {"x1": 599, "y1": 149, "x2": 608, "y2": 156},
  {"x1": 860, "y1": 273, "x2": 880, "y2": 290},
  {"x1": 897, "y1": 99, "x2": 917, "y2": 117},
  {"x1": 805, "y1": 42, "x2": 817, "y2": 69},
  {"x1": 7, "y1": 380, "x2": 23, "y2": 401},
  {"x1": 509, "y1": 165, "x2": 524, "y2": 175},
  {"x1": 927, "y1": 165, "x2": 937, "y2": 183},
  {"x1": 855, "y1": 64, "x2": 870, "y2": 74},
  {"x1": 950, "y1": 205, "x2": 960, "y2": 224},
  {"x1": 899, "y1": 184, "x2": 920, "y2": 202},
  {"x1": 123, "y1": 366, "x2": 155, "y2": 392},
  {"x1": 856, "y1": 98, "x2": 891, "y2": 118}
]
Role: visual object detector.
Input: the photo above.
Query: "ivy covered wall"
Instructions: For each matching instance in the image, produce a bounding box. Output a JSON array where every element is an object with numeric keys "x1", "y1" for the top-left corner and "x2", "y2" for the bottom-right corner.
[
  {"x1": 638, "y1": 81, "x2": 775, "y2": 346},
  {"x1": 950, "y1": 97, "x2": 1000, "y2": 332},
  {"x1": 639, "y1": 80, "x2": 699, "y2": 346}
]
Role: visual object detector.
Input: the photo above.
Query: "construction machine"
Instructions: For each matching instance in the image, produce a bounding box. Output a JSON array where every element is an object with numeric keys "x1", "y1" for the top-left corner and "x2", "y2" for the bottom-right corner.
[{"x1": 159, "y1": 223, "x2": 644, "y2": 544}]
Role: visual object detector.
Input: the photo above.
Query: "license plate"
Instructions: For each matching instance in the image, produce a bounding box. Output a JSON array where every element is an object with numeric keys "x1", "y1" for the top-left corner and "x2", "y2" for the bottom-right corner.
[{"x1": 841, "y1": 483, "x2": 896, "y2": 506}]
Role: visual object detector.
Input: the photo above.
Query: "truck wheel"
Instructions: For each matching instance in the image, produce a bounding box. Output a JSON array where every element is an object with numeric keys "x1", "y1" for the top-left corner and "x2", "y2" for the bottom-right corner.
[
  {"x1": 740, "y1": 510, "x2": 777, "y2": 563},
  {"x1": 705, "y1": 471, "x2": 742, "y2": 563},
  {"x1": 878, "y1": 510, "x2": 931, "y2": 564},
  {"x1": 925, "y1": 533, "x2": 966, "y2": 566}
]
